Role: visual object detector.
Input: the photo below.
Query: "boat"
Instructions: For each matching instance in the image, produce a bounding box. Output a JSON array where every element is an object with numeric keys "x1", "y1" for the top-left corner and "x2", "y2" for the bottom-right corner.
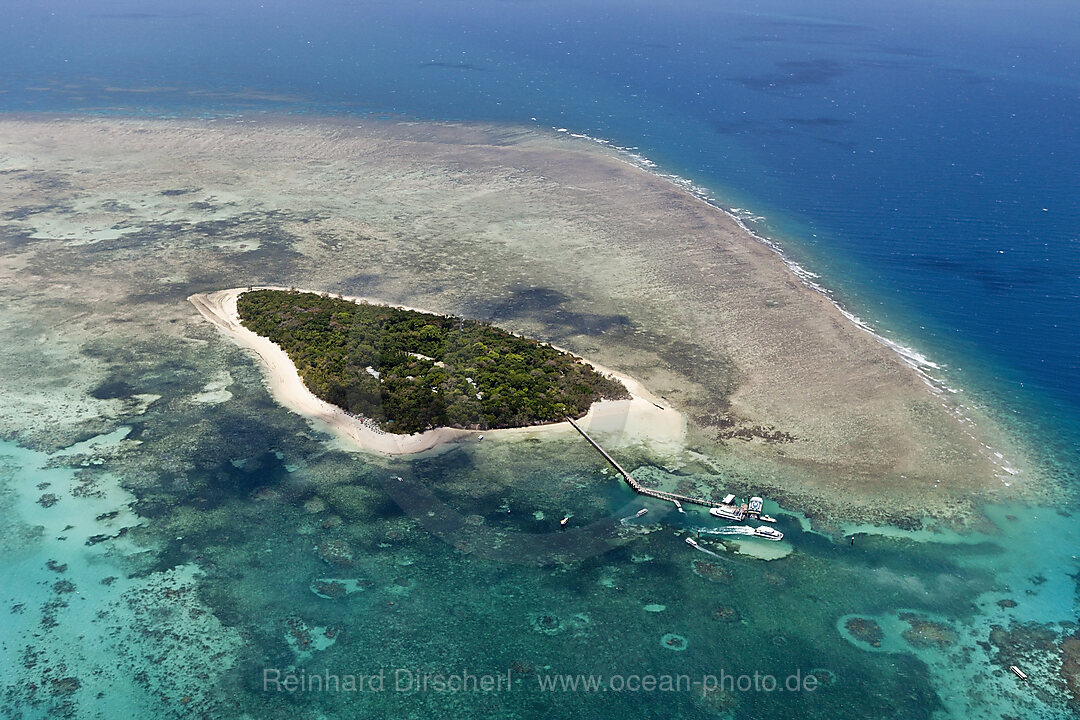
[
  {"x1": 635, "y1": 508, "x2": 648, "y2": 517},
  {"x1": 710, "y1": 504, "x2": 746, "y2": 521},
  {"x1": 685, "y1": 537, "x2": 700, "y2": 548},
  {"x1": 753, "y1": 526, "x2": 783, "y2": 541},
  {"x1": 1010, "y1": 665, "x2": 1028, "y2": 681},
  {"x1": 759, "y1": 514, "x2": 777, "y2": 524},
  {"x1": 559, "y1": 516, "x2": 569, "y2": 529},
  {"x1": 747, "y1": 496, "x2": 764, "y2": 517}
]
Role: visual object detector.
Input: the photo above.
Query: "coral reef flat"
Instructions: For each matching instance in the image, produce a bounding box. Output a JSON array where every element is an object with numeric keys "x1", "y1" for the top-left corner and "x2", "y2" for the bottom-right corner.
[{"x1": 0, "y1": 115, "x2": 1031, "y2": 525}]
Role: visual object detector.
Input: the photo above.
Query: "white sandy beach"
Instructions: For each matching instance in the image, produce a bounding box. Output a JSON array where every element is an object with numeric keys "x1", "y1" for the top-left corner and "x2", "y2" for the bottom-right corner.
[{"x1": 189, "y1": 287, "x2": 685, "y2": 456}]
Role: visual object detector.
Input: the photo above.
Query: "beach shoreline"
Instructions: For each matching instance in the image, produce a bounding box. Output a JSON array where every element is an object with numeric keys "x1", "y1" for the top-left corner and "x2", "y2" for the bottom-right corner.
[{"x1": 189, "y1": 287, "x2": 686, "y2": 456}]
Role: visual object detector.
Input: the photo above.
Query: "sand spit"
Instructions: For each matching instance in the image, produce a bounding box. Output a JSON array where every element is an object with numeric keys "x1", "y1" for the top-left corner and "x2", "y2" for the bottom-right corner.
[
  {"x1": 0, "y1": 114, "x2": 1038, "y2": 522},
  {"x1": 189, "y1": 287, "x2": 685, "y2": 456}
]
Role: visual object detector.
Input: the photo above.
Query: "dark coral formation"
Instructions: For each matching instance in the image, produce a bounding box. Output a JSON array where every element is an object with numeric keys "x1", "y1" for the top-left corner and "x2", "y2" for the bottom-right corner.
[
  {"x1": 691, "y1": 558, "x2": 733, "y2": 583},
  {"x1": 900, "y1": 613, "x2": 957, "y2": 649},
  {"x1": 315, "y1": 539, "x2": 355, "y2": 567},
  {"x1": 1061, "y1": 630, "x2": 1080, "y2": 709},
  {"x1": 712, "y1": 605, "x2": 741, "y2": 623},
  {"x1": 845, "y1": 617, "x2": 884, "y2": 648},
  {"x1": 311, "y1": 580, "x2": 347, "y2": 599},
  {"x1": 36, "y1": 493, "x2": 59, "y2": 508}
]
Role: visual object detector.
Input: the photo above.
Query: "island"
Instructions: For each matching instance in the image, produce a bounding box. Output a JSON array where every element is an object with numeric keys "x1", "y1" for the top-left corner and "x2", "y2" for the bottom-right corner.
[
  {"x1": 189, "y1": 287, "x2": 684, "y2": 456},
  {"x1": 234, "y1": 288, "x2": 628, "y2": 434}
]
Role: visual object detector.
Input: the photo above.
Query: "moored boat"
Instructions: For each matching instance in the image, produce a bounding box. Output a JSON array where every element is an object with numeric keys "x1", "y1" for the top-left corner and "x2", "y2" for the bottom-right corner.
[{"x1": 709, "y1": 504, "x2": 746, "y2": 521}]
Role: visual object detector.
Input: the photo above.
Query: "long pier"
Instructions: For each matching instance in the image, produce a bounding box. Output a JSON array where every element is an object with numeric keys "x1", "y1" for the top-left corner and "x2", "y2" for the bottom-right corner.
[{"x1": 565, "y1": 416, "x2": 722, "y2": 510}]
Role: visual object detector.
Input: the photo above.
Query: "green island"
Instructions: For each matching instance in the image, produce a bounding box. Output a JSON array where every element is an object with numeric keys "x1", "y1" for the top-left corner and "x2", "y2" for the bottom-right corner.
[{"x1": 236, "y1": 289, "x2": 629, "y2": 434}]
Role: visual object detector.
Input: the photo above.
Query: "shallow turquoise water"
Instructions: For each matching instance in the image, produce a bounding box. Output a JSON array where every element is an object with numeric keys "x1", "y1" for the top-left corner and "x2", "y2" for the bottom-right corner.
[{"x1": 2, "y1": 428, "x2": 1076, "y2": 718}]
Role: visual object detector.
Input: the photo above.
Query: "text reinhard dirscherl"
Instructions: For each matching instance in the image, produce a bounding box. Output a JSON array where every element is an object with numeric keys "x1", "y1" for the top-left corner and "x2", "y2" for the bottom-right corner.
[{"x1": 262, "y1": 668, "x2": 822, "y2": 696}]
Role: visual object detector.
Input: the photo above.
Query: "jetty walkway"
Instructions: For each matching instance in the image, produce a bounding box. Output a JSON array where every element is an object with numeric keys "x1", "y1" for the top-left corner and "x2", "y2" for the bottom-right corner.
[{"x1": 565, "y1": 416, "x2": 722, "y2": 510}]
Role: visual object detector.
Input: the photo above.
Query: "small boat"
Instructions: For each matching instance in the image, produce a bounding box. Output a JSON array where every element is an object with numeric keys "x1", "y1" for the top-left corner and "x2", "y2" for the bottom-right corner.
[
  {"x1": 753, "y1": 526, "x2": 784, "y2": 541},
  {"x1": 477, "y1": 435, "x2": 483, "y2": 441},
  {"x1": 559, "y1": 516, "x2": 570, "y2": 529},
  {"x1": 685, "y1": 537, "x2": 700, "y2": 548},
  {"x1": 759, "y1": 514, "x2": 777, "y2": 524},
  {"x1": 635, "y1": 508, "x2": 648, "y2": 517},
  {"x1": 1010, "y1": 665, "x2": 1028, "y2": 681}
]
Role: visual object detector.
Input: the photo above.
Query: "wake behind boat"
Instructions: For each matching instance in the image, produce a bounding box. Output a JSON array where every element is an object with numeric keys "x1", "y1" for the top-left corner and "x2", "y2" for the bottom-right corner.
[{"x1": 697, "y1": 525, "x2": 784, "y2": 541}]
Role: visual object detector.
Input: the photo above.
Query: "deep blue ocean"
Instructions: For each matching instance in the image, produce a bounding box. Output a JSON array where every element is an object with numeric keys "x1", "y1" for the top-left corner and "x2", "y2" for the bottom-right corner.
[{"x1": 2, "y1": 0, "x2": 1077, "y2": 471}]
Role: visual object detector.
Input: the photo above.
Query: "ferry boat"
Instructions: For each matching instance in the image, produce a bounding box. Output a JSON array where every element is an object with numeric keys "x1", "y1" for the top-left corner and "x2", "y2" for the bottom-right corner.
[
  {"x1": 747, "y1": 496, "x2": 764, "y2": 518},
  {"x1": 709, "y1": 504, "x2": 746, "y2": 521},
  {"x1": 685, "y1": 537, "x2": 700, "y2": 548},
  {"x1": 709, "y1": 493, "x2": 746, "y2": 520},
  {"x1": 753, "y1": 526, "x2": 783, "y2": 541}
]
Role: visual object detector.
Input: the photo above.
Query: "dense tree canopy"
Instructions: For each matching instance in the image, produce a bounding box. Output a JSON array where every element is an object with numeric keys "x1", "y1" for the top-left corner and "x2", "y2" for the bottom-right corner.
[{"x1": 237, "y1": 290, "x2": 629, "y2": 434}]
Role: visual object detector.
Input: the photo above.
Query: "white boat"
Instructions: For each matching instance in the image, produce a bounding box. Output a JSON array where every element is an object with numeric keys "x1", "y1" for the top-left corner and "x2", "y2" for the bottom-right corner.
[
  {"x1": 753, "y1": 526, "x2": 783, "y2": 541},
  {"x1": 1010, "y1": 665, "x2": 1028, "y2": 681},
  {"x1": 759, "y1": 514, "x2": 777, "y2": 524},
  {"x1": 747, "y1": 496, "x2": 764, "y2": 517},
  {"x1": 635, "y1": 508, "x2": 648, "y2": 517},
  {"x1": 709, "y1": 505, "x2": 746, "y2": 521},
  {"x1": 685, "y1": 537, "x2": 700, "y2": 548}
]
